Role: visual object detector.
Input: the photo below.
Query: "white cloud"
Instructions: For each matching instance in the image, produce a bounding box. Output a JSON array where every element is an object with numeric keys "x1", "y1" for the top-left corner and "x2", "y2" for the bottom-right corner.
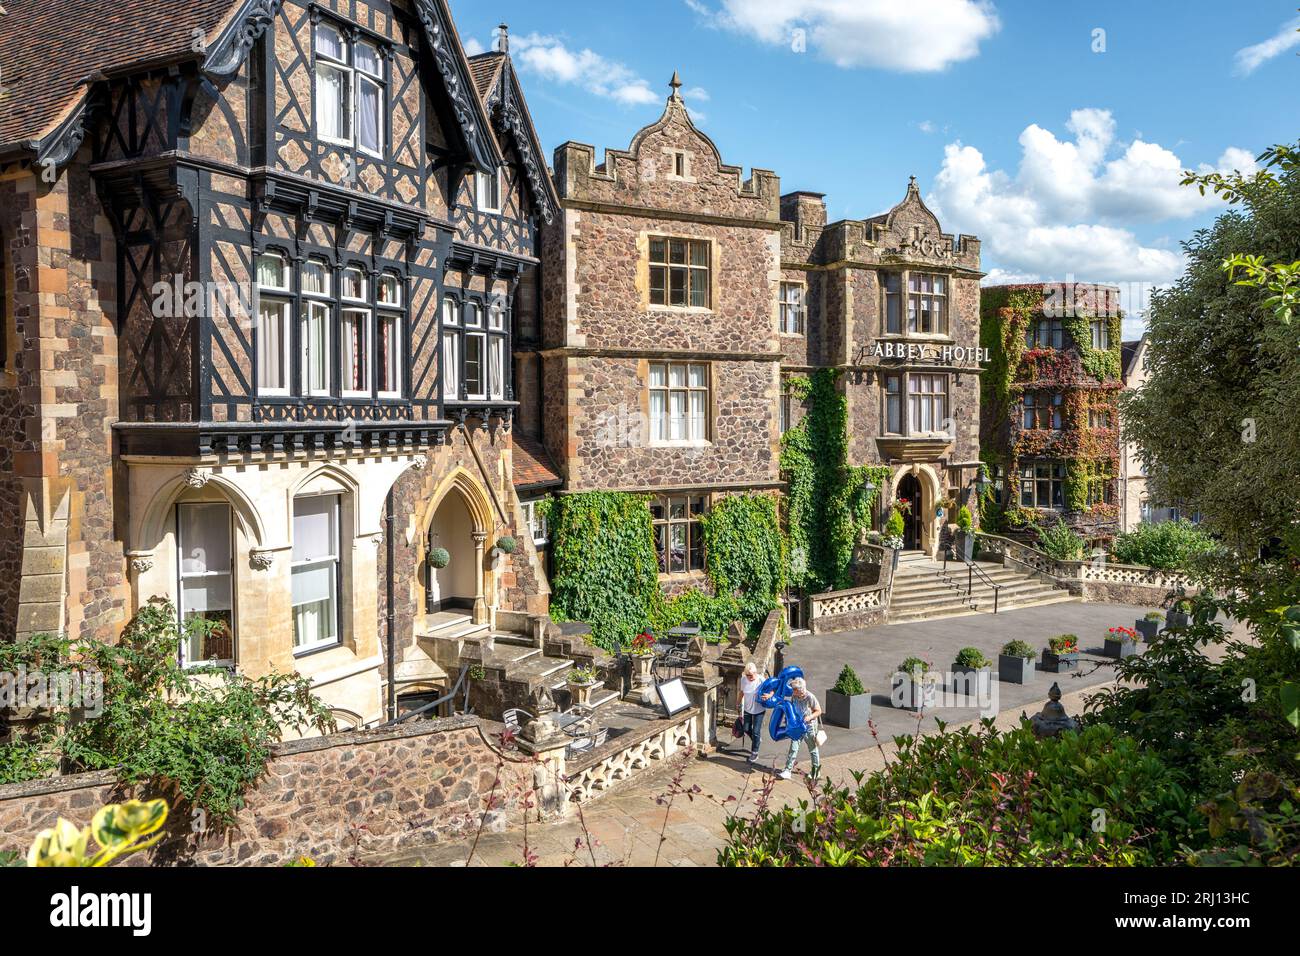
[
  {"x1": 1234, "y1": 16, "x2": 1300, "y2": 76},
  {"x1": 509, "y1": 33, "x2": 695, "y2": 107},
  {"x1": 928, "y1": 109, "x2": 1253, "y2": 289},
  {"x1": 690, "y1": 0, "x2": 1000, "y2": 72},
  {"x1": 917, "y1": 120, "x2": 936, "y2": 134},
  {"x1": 462, "y1": 37, "x2": 486, "y2": 57}
]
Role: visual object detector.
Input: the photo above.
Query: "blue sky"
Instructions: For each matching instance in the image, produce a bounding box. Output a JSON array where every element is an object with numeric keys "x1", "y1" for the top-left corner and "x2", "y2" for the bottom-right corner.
[{"x1": 450, "y1": 1, "x2": 1299, "y2": 331}]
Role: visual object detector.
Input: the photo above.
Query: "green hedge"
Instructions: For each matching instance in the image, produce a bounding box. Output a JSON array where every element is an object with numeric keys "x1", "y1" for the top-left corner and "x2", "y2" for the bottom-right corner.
[{"x1": 1111, "y1": 520, "x2": 1218, "y2": 572}]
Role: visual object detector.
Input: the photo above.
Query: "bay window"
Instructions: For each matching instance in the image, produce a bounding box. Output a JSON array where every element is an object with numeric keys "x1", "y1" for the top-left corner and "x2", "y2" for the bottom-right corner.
[
  {"x1": 1024, "y1": 391, "x2": 1064, "y2": 430},
  {"x1": 649, "y1": 237, "x2": 710, "y2": 309},
  {"x1": 1027, "y1": 317, "x2": 1064, "y2": 349},
  {"x1": 441, "y1": 295, "x2": 510, "y2": 404},
  {"x1": 651, "y1": 495, "x2": 707, "y2": 574},
  {"x1": 884, "y1": 272, "x2": 903, "y2": 334},
  {"x1": 177, "y1": 502, "x2": 235, "y2": 667},
  {"x1": 908, "y1": 273, "x2": 948, "y2": 334},
  {"x1": 649, "y1": 362, "x2": 709, "y2": 444},
  {"x1": 883, "y1": 373, "x2": 950, "y2": 437},
  {"x1": 1090, "y1": 318, "x2": 1111, "y2": 351},
  {"x1": 292, "y1": 495, "x2": 341, "y2": 652}
]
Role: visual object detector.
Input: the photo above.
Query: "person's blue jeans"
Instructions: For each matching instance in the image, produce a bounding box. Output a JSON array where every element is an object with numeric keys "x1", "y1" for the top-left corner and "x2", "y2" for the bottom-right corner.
[
  {"x1": 742, "y1": 711, "x2": 764, "y2": 760},
  {"x1": 784, "y1": 729, "x2": 821, "y2": 777}
]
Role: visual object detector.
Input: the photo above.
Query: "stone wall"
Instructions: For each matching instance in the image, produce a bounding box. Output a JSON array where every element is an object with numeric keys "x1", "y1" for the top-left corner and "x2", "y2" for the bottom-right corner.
[{"x1": 0, "y1": 717, "x2": 535, "y2": 866}]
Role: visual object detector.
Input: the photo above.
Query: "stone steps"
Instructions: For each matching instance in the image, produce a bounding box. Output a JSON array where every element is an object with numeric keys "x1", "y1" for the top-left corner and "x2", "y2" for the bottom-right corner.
[{"x1": 885, "y1": 555, "x2": 1077, "y2": 623}]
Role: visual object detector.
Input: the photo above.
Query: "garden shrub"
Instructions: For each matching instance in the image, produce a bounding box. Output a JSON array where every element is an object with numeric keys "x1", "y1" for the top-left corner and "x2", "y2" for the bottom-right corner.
[
  {"x1": 832, "y1": 665, "x2": 865, "y2": 697},
  {"x1": 1110, "y1": 520, "x2": 1218, "y2": 571},
  {"x1": 719, "y1": 722, "x2": 1194, "y2": 866},
  {"x1": 1034, "y1": 519, "x2": 1085, "y2": 561}
]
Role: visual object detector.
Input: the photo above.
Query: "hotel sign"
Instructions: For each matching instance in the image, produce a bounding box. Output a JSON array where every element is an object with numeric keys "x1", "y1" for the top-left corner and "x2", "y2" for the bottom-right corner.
[{"x1": 868, "y1": 341, "x2": 991, "y2": 365}]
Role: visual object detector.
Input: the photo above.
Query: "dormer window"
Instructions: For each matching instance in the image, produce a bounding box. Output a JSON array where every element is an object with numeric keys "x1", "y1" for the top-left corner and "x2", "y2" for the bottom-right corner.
[
  {"x1": 476, "y1": 169, "x2": 502, "y2": 213},
  {"x1": 314, "y1": 21, "x2": 386, "y2": 158}
]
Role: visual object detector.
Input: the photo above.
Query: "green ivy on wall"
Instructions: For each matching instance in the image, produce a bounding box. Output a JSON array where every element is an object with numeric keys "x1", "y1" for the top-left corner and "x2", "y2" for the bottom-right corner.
[
  {"x1": 781, "y1": 369, "x2": 891, "y2": 594},
  {"x1": 545, "y1": 491, "x2": 786, "y2": 649}
]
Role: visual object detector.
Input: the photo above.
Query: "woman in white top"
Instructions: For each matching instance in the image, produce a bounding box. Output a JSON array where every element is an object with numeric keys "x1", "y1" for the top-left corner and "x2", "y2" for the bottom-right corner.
[{"x1": 739, "y1": 662, "x2": 767, "y2": 763}]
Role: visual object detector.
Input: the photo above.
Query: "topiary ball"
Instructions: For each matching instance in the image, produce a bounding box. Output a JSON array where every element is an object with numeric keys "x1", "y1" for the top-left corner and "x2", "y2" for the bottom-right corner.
[
  {"x1": 496, "y1": 536, "x2": 518, "y2": 555},
  {"x1": 429, "y1": 547, "x2": 451, "y2": 570}
]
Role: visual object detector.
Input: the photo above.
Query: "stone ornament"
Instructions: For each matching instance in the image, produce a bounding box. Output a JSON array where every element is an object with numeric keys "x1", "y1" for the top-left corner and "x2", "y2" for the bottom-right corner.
[
  {"x1": 249, "y1": 550, "x2": 276, "y2": 572},
  {"x1": 185, "y1": 469, "x2": 212, "y2": 489},
  {"x1": 129, "y1": 556, "x2": 154, "y2": 574}
]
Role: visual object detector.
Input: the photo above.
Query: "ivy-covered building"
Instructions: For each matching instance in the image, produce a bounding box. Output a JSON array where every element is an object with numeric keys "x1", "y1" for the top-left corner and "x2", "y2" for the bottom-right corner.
[{"x1": 979, "y1": 283, "x2": 1124, "y2": 545}]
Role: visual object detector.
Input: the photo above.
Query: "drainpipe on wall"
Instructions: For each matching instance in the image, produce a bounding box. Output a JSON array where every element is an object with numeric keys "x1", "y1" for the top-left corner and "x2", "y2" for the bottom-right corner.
[{"x1": 385, "y1": 489, "x2": 397, "y2": 722}]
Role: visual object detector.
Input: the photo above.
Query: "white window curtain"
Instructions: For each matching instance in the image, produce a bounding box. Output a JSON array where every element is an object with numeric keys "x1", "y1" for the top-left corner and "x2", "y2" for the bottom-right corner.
[
  {"x1": 465, "y1": 334, "x2": 485, "y2": 398},
  {"x1": 357, "y1": 77, "x2": 382, "y2": 155},
  {"x1": 442, "y1": 332, "x2": 460, "y2": 398},
  {"x1": 342, "y1": 309, "x2": 369, "y2": 394},
  {"x1": 315, "y1": 64, "x2": 347, "y2": 142},
  {"x1": 378, "y1": 315, "x2": 400, "y2": 395},
  {"x1": 177, "y1": 503, "x2": 234, "y2": 666},
  {"x1": 302, "y1": 301, "x2": 331, "y2": 395},
  {"x1": 257, "y1": 300, "x2": 288, "y2": 392},
  {"x1": 488, "y1": 338, "x2": 504, "y2": 400},
  {"x1": 292, "y1": 496, "x2": 340, "y2": 650}
]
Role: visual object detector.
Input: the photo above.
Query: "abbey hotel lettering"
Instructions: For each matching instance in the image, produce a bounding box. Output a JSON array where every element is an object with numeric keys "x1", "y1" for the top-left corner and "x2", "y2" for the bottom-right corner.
[{"x1": 0, "y1": 0, "x2": 1115, "y2": 726}]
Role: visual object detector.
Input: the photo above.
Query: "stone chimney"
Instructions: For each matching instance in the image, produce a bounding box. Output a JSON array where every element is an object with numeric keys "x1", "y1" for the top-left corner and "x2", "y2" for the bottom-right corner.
[
  {"x1": 496, "y1": 23, "x2": 509, "y2": 54},
  {"x1": 780, "y1": 191, "x2": 827, "y2": 231}
]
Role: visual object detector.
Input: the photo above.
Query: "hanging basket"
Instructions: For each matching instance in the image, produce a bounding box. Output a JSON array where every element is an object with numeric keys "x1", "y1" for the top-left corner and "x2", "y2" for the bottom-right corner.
[
  {"x1": 496, "y1": 536, "x2": 518, "y2": 555},
  {"x1": 429, "y1": 547, "x2": 452, "y2": 570}
]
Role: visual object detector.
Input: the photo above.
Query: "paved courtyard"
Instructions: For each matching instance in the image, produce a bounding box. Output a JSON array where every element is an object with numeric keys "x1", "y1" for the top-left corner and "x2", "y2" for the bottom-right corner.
[{"x1": 370, "y1": 600, "x2": 1172, "y2": 867}]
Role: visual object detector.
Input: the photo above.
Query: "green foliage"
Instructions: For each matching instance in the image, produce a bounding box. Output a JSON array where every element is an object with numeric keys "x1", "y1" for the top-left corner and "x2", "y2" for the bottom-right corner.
[
  {"x1": 650, "y1": 587, "x2": 739, "y2": 637},
  {"x1": 1033, "y1": 519, "x2": 1085, "y2": 561},
  {"x1": 1111, "y1": 520, "x2": 1218, "y2": 572},
  {"x1": 428, "y1": 547, "x2": 451, "y2": 570},
  {"x1": 885, "y1": 508, "x2": 905, "y2": 540},
  {"x1": 898, "y1": 656, "x2": 930, "y2": 676},
  {"x1": 1049, "y1": 635, "x2": 1079, "y2": 654},
  {"x1": 568, "y1": 666, "x2": 599, "y2": 685},
  {"x1": 719, "y1": 722, "x2": 1193, "y2": 866},
  {"x1": 546, "y1": 492, "x2": 661, "y2": 649},
  {"x1": 954, "y1": 647, "x2": 991, "y2": 669},
  {"x1": 833, "y1": 665, "x2": 866, "y2": 697},
  {"x1": 495, "y1": 536, "x2": 517, "y2": 555},
  {"x1": 780, "y1": 370, "x2": 889, "y2": 592},
  {"x1": 956, "y1": 506, "x2": 973, "y2": 532},
  {"x1": 25, "y1": 799, "x2": 169, "y2": 868},
  {"x1": 1124, "y1": 140, "x2": 1300, "y2": 554},
  {"x1": 698, "y1": 494, "x2": 786, "y2": 630},
  {"x1": 0, "y1": 603, "x2": 334, "y2": 823},
  {"x1": 1000, "y1": 640, "x2": 1037, "y2": 660}
]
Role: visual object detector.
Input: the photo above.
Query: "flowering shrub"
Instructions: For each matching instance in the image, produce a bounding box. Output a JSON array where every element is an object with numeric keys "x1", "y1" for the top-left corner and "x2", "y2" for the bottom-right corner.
[
  {"x1": 1108, "y1": 626, "x2": 1140, "y2": 644},
  {"x1": 629, "y1": 633, "x2": 656, "y2": 658},
  {"x1": 1049, "y1": 635, "x2": 1080, "y2": 654}
]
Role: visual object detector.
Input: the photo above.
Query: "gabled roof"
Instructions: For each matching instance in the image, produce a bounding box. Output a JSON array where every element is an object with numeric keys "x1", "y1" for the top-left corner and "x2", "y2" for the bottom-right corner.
[
  {"x1": 0, "y1": 0, "x2": 501, "y2": 173},
  {"x1": 0, "y1": 0, "x2": 235, "y2": 149},
  {"x1": 467, "y1": 50, "x2": 559, "y2": 223}
]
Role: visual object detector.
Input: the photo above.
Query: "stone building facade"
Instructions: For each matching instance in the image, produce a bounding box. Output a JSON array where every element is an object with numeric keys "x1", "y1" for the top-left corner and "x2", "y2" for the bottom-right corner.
[
  {"x1": 534, "y1": 76, "x2": 985, "y2": 609},
  {"x1": 0, "y1": 0, "x2": 556, "y2": 728},
  {"x1": 780, "y1": 180, "x2": 986, "y2": 558},
  {"x1": 536, "y1": 77, "x2": 784, "y2": 594},
  {"x1": 979, "y1": 283, "x2": 1124, "y2": 545}
]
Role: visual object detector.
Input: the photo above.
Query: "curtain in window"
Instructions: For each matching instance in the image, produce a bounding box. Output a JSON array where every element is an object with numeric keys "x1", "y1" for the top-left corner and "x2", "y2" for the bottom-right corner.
[
  {"x1": 292, "y1": 497, "x2": 339, "y2": 649},
  {"x1": 378, "y1": 316, "x2": 397, "y2": 393},
  {"x1": 178, "y1": 503, "x2": 234, "y2": 664},
  {"x1": 442, "y1": 332, "x2": 459, "y2": 397},
  {"x1": 257, "y1": 301, "x2": 285, "y2": 391},
  {"x1": 256, "y1": 255, "x2": 284, "y2": 289},
  {"x1": 357, "y1": 78, "x2": 381, "y2": 154},
  {"x1": 488, "y1": 338, "x2": 504, "y2": 400},
  {"x1": 316, "y1": 65, "x2": 346, "y2": 141},
  {"x1": 304, "y1": 303, "x2": 329, "y2": 394}
]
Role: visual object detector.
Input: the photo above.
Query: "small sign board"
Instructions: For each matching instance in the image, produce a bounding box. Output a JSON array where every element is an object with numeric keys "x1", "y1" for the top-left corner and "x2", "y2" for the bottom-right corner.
[{"x1": 656, "y1": 678, "x2": 691, "y2": 717}]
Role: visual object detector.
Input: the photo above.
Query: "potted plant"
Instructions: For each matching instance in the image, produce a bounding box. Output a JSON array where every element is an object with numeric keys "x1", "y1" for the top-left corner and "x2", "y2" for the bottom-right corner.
[
  {"x1": 892, "y1": 657, "x2": 937, "y2": 711},
  {"x1": 566, "y1": 665, "x2": 602, "y2": 708},
  {"x1": 952, "y1": 646, "x2": 992, "y2": 694},
  {"x1": 1042, "y1": 635, "x2": 1080, "y2": 673},
  {"x1": 825, "y1": 665, "x2": 871, "y2": 729},
  {"x1": 1136, "y1": 612, "x2": 1163, "y2": 642},
  {"x1": 1167, "y1": 599, "x2": 1193, "y2": 630},
  {"x1": 885, "y1": 508, "x2": 906, "y2": 567},
  {"x1": 955, "y1": 506, "x2": 976, "y2": 562},
  {"x1": 1104, "y1": 626, "x2": 1141, "y2": 660},
  {"x1": 998, "y1": 640, "x2": 1037, "y2": 684},
  {"x1": 429, "y1": 547, "x2": 451, "y2": 570},
  {"x1": 626, "y1": 633, "x2": 657, "y2": 702}
]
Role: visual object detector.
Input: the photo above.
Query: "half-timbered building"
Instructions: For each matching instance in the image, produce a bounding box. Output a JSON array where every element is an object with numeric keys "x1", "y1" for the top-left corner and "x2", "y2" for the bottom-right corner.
[{"x1": 0, "y1": 0, "x2": 557, "y2": 727}]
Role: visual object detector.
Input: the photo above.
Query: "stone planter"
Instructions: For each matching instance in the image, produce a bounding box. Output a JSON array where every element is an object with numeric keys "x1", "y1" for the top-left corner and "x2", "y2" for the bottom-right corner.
[
  {"x1": 892, "y1": 674, "x2": 938, "y2": 711},
  {"x1": 956, "y1": 530, "x2": 976, "y2": 563},
  {"x1": 567, "y1": 680, "x2": 601, "y2": 708},
  {"x1": 1136, "y1": 619, "x2": 1161, "y2": 641},
  {"x1": 626, "y1": 655, "x2": 655, "y2": 704},
  {"x1": 1104, "y1": 638, "x2": 1140, "y2": 660},
  {"x1": 825, "y1": 688, "x2": 871, "y2": 729},
  {"x1": 951, "y1": 664, "x2": 992, "y2": 696},
  {"x1": 998, "y1": 654, "x2": 1036, "y2": 685},
  {"x1": 1041, "y1": 651, "x2": 1080, "y2": 674},
  {"x1": 891, "y1": 548, "x2": 901, "y2": 572},
  {"x1": 1167, "y1": 609, "x2": 1192, "y2": 630}
]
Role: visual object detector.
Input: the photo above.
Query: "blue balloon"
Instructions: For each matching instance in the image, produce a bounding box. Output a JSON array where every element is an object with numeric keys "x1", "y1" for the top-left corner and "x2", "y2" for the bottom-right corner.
[{"x1": 758, "y1": 667, "x2": 807, "y2": 742}]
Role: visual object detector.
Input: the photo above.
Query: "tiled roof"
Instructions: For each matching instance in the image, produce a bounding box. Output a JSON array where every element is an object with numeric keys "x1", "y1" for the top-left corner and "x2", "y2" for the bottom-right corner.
[
  {"x1": 0, "y1": 0, "x2": 239, "y2": 148},
  {"x1": 512, "y1": 433, "x2": 563, "y2": 491},
  {"x1": 467, "y1": 52, "x2": 505, "y2": 101}
]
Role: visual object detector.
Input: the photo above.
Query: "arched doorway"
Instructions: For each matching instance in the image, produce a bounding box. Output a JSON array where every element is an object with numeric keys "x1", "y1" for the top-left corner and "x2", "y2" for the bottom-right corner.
[
  {"x1": 426, "y1": 490, "x2": 481, "y2": 615},
  {"x1": 896, "y1": 474, "x2": 924, "y2": 552}
]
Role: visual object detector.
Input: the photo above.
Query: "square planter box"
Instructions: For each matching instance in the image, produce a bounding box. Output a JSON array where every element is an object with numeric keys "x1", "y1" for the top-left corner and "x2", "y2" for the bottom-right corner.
[
  {"x1": 1167, "y1": 610, "x2": 1192, "y2": 629},
  {"x1": 1104, "y1": 639, "x2": 1140, "y2": 660},
  {"x1": 956, "y1": 531, "x2": 976, "y2": 563},
  {"x1": 1041, "y1": 652, "x2": 1080, "y2": 673},
  {"x1": 951, "y1": 665, "x2": 992, "y2": 696},
  {"x1": 998, "y1": 654, "x2": 1036, "y2": 685},
  {"x1": 1135, "y1": 619, "x2": 1161, "y2": 641},
  {"x1": 825, "y1": 689, "x2": 871, "y2": 729},
  {"x1": 892, "y1": 674, "x2": 938, "y2": 711}
]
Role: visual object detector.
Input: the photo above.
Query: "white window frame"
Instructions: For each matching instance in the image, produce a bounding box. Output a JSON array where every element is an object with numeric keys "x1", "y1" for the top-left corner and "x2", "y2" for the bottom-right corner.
[
  {"x1": 476, "y1": 169, "x2": 502, "y2": 213},
  {"x1": 907, "y1": 273, "x2": 949, "y2": 335},
  {"x1": 523, "y1": 499, "x2": 549, "y2": 547},
  {"x1": 442, "y1": 330, "x2": 460, "y2": 400},
  {"x1": 301, "y1": 299, "x2": 333, "y2": 397},
  {"x1": 255, "y1": 253, "x2": 291, "y2": 397},
  {"x1": 907, "y1": 373, "x2": 948, "y2": 435},
  {"x1": 354, "y1": 40, "x2": 385, "y2": 159},
  {"x1": 464, "y1": 331, "x2": 488, "y2": 401},
  {"x1": 1090, "y1": 318, "x2": 1111, "y2": 351},
  {"x1": 292, "y1": 494, "x2": 342, "y2": 654},
  {"x1": 488, "y1": 336, "x2": 505, "y2": 401},
  {"x1": 176, "y1": 502, "x2": 235, "y2": 669},
  {"x1": 377, "y1": 312, "x2": 402, "y2": 399},
  {"x1": 314, "y1": 24, "x2": 352, "y2": 147},
  {"x1": 649, "y1": 361, "x2": 710, "y2": 445}
]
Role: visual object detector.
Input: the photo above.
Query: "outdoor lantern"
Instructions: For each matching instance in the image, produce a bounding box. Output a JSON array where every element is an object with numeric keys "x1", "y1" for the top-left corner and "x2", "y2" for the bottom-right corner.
[{"x1": 975, "y1": 471, "x2": 991, "y2": 496}]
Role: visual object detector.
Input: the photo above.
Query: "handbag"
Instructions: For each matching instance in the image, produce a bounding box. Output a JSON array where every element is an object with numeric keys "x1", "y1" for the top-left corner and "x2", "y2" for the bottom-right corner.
[
  {"x1": 732, "y1": 717, "x2": 745, "y2": 740},
  {"x1": 815, "y1": 729, "x2": 828, "y2": 748}
]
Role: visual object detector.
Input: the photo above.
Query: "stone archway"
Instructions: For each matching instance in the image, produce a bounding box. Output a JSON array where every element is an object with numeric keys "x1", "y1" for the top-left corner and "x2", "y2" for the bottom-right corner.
[
  {"x1": 890, "y1": 464, "x2": 944, "y2": 558},
  {"x1": 421, "y1": 470, "x2": 496, "y2": 624}
]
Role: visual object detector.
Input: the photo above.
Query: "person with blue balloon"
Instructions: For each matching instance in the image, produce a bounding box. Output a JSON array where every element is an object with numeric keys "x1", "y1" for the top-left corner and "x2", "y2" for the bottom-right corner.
[{"x1": 759, "y1": 668, "x2": 824, "y2": 780}]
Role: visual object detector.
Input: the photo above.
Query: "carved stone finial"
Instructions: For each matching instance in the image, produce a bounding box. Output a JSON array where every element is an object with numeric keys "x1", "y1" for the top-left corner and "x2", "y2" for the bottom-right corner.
[
  {"x1": 669, "y1": 70, "x2": 682, "y2": 100},
  {"x1": 1031, "y1": 682, "x2": 1080, "y2": 739},
  {"x1": 496, "y1": 22, "x2": 509, "y2": 54}
]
